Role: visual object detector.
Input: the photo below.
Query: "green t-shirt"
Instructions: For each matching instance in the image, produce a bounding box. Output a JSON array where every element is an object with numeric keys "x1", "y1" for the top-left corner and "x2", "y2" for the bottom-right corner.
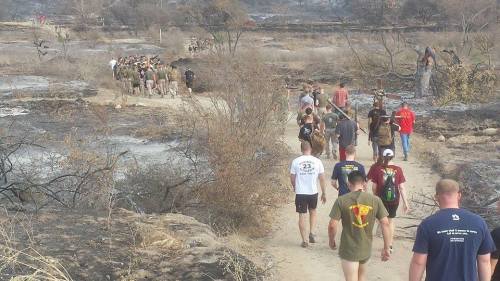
[
  {"x1": 145, "y1": 69, "x2": 154, "y2": 81},
  {"x1": 322, "y1": 112, "x2": 339, "y2": 129},
  {"x1": 157, "y1": 70, "x2": 167, "y2": 80},
  {"x1": 329, "y1": 190, "x2": 388, "y2": 262},
  {"x1": 131, "y1": 70, "x2": 140, "y2": 84},
  {"x1": 317, "y1": 93, "x2": 328, "y2": 108}
]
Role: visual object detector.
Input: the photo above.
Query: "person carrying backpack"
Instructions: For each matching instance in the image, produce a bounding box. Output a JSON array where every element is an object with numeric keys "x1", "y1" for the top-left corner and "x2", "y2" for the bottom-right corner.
[
  {"x1": 368, "y1": 102, "x2": 386, "y2": 162},
  {"x1": 299, "y1": 108, "x2": 320, "y2": 143},
  {"x1": 370, "y1": 149, "x2": 410, "y2": 252},
  {"x1": 321, "y1": 104, "x2": 339, "y2": 159},
  {"x1": 376, "y1": 116, "x2": 400, "y2": 157}
]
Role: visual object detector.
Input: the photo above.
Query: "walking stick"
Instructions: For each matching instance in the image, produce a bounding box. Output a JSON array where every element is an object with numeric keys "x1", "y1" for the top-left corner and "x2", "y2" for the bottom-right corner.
[{"x1": 328, "y1": 100, "x2": 367, "y2": 134}]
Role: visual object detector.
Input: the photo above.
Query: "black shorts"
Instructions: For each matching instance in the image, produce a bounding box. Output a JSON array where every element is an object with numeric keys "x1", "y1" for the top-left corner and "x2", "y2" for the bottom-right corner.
[
  {"x1": 295, "y1": 194, "x2": 318, "y2": 213},
  {"x1": 383, "y1": 203, "x2": 399, "y2": 218}
]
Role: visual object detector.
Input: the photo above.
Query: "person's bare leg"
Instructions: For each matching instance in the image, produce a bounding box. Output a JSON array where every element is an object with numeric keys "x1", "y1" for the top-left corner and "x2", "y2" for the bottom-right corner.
[
  {"x1": 298, "y1": 213, "x2": 308, "y2": 244},
  {"x1": 358, "y1": 262, "x2": 368, "y2": 281},
  {"x1": 388, "y1": 218, "x2": 395, "y2": 248},
  {"x1": 309, "y1": 208, "x2": 317, "y2": 235},
  {"x1": 341, "y1": 260, "x2": 359, "y2": 281}
]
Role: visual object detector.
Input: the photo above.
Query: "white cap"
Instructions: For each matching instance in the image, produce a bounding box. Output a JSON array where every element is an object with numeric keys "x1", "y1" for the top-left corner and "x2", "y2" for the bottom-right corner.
[{"x1": 382, "y1": 149, "x2": 394, "y2": 157}]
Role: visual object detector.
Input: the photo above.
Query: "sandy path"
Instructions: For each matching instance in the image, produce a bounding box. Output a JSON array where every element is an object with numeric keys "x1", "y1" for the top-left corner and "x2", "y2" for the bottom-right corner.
[{"x1": 264, "y1": 117, "x2": 440, "y2": 281}]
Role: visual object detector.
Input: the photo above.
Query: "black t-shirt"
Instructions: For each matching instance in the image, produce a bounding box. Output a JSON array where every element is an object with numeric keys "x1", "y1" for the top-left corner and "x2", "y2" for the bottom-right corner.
[
  {"x1": 312, "y1": 90, "x2": 320, "y2": 105},
  {"x1": 492, "y1": 227, "x2": 500, "y2": 280},
  {"x1": 368, "y1": 108, "x2": 386, "y2": 138},
  {"x1": 185, "y1": 70, "x2": 195, "y2": 81}
]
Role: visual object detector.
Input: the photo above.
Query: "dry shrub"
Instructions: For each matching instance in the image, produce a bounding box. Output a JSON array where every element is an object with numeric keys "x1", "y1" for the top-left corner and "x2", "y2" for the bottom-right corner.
[
  {"x1": 184, "y1": 52, "x2": 289, "y2": 235},
  {"x1": 219, "y1": 249, "x2": 264, "y2": 281},
  {"x1": 159, "y1": 27, "x2": 187, "y2": 61},
  {"x1": 436, "y1": 64, "x2": 497, "y2": 105},
  {"x1": 117, "y1": 163, "x2": 192, "y2": 214}
]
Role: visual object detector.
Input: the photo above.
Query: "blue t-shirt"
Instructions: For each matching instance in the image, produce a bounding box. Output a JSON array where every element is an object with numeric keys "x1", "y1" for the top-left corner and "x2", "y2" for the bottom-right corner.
[
  {"x1": 413, "y1": 208, "x2": 496, "y2": 281},
  {"x1": 331, "y1": 161, "x2": 365, "y2": 196}
]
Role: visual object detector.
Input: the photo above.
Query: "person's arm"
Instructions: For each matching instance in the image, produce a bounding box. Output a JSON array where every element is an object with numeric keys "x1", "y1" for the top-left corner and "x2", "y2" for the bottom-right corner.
[
  {"x1": 491, "y1": 258, "x2": 498, "y2": 277},
  {"x1": 478, "y1": 254, "x2": 492, "y2": 281},
  {"x1": 371, "y1": 182, "x2": 377, "y2": 195},
  {"x1": 409, "y1": 253, "x2": 428, "y2": 281},
  {"x1": 319, "y1": 173, "x2": 327, "y2": 204},
  {"x1": 379, "y1": 217, "x2": 391, "y2": 261},
  {"x1": 367, "y1": 116, "x2": 372, "y2": 143},
  {"x1": 328, "y1": 218, "x2": 339, "y2": 250},
  {"x1": 331, "y1": 179, "x2": 338, "y2": 191},
  {"x1": 335, "y1": 125, "x2": 340, "y2": 139},
  {"x1": 399, "y1": 183, "x2": 410, "y2": 213},
  {"x1": 290, "y1": 174, "x2": 296, "y2": 192}
]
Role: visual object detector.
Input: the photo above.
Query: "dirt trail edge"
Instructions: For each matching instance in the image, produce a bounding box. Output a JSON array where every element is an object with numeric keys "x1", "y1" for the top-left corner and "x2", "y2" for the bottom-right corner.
[{"x1": 263, "y1": 117, "x2": 440, "y2": 281}]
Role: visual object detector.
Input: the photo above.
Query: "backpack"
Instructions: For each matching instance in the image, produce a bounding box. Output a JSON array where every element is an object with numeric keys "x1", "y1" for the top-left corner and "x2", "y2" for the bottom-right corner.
[
  {"x1": 299, "y1": 123, "x2": 313, "y2": 141},
  {"x1": 377, "y1": 124, "x2": 392, "y2": 146},
  {"x1": 381, "y1": 170, "x2": 398, "y2": 203}
]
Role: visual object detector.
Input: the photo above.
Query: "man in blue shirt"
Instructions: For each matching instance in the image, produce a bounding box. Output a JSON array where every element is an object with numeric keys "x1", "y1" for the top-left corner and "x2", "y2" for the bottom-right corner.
[
  {"x1": 331, "y1": 145, "x2": 366, "y2": 196},
  {"x1": 409, "y1": 179, "x2": 495, "y2": 281}
]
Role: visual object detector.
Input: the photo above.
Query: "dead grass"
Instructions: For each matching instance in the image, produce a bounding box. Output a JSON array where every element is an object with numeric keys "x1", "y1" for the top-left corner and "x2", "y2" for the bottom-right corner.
[
  {"x1": 0, "y1": 210, "x2": 73, "y2": 281},
  {"x1": 183, "y1": 52, "x2": 289, "y2": 236}
]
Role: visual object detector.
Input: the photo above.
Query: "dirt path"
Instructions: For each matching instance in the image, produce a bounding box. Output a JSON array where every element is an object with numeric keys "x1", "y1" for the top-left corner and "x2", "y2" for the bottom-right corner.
[{"x1": 264, "y1": 117, "x2": 440, "y2": 281}]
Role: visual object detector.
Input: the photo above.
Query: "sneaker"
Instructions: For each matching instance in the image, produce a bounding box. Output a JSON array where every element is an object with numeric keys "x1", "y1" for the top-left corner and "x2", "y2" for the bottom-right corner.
[
  {"x1": 301, "y1": 242, "x2": 309, "y2": 248},
  {"x1": 403, "y1": 156, "x2": 408, "y2": 161},
  {"x1": 309, "y1": 233, "x2": 316, "y2": 243}
]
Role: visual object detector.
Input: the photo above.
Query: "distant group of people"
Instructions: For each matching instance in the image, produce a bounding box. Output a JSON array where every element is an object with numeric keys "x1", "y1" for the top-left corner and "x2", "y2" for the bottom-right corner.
[
  {"x1": 188, "y1": 37, "x2": 214, "y2": 56},
  {"x1": 108, "y1": 56, "x2": 196, "y2": 98},
  {"x1": 291, "y1": 83, "x2": 499, "y2": 281}
]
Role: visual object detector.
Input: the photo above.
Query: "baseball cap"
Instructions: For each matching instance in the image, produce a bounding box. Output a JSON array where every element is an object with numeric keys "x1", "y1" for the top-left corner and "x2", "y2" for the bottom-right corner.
[{"x1": 382, "y1": 149, "x2": 394, "y2": 157}]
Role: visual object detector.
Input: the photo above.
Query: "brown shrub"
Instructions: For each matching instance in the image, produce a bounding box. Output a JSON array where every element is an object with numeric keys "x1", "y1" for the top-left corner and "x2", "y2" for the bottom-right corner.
[{"x1": 183, "y1": 52, "x2": 289, "y2": 236}]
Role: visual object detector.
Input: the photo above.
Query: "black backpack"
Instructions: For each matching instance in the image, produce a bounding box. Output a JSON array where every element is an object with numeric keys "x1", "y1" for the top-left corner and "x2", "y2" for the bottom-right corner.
[
  {"x1": 299, "y1": 123, "x2": 313, "y2": 141},
  {"x1": 381, "y1": 169, "x2": 398, "y2": 202}
]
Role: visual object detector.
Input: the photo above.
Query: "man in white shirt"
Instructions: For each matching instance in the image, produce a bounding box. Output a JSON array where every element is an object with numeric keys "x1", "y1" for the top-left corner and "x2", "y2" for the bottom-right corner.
[
  {"x1": 290, "y1": 141, "x2": 327, "y2": 248},
  {"x1": 300, "y1": 94, "x2": 314, "y2": 111},
  {"x1": 109, "y1": 58, "x2": 117, "y2": 78}
]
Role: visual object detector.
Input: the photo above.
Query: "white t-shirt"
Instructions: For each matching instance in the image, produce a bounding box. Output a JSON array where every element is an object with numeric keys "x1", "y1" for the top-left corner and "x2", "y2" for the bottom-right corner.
[
  {"x1": 300, "y1": 95, "x2": 314, "y2": 108},
  {"x1": 290, "y1": 155, "x2": 324, "y2": 195},
  {"x1": 109, "y1": 59, "x2": 117, "y2": 70}
]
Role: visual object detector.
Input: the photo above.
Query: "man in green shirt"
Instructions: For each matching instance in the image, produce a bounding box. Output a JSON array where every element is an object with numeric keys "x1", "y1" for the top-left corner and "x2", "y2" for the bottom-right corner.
[
  {"x1": 321, "y1": 104, "x2": 339, "y2": 159},
  {"x1": 144, "y1": 67, "x2": 156, "y2": 98},
  {"x1": 328, "y1": 171, "x2": 391, "y2": 281},
  {"x1": 130, "y1": 69, "x2": 141, "y2": 96},
  {"x1": 156, "y1": 64, "x2": 168, "y2": 98}
]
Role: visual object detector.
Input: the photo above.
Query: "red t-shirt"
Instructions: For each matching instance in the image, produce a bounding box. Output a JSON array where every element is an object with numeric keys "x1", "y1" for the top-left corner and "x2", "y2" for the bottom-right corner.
[
  {"x1": 367, "y1": 162, "x2": 382, "y2": 182},
  {"x1": 333, "y1": 88, "x2": 349, "y2": 108},
  {"x1": 397, "y1": 108, "x2": 415, "y2": 134},
  {"x1": 371, "y1": 165, "x2": 406, "y2": 205}
]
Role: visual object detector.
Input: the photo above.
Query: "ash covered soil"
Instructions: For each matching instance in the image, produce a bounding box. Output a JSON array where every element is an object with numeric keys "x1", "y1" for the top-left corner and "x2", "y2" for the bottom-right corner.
[
  {"x1": 414, "y1": 100, "x2": 500, "y2": 225},
  {"x1": 0, "y1": 208, "x2": 261, "y2": 281}
]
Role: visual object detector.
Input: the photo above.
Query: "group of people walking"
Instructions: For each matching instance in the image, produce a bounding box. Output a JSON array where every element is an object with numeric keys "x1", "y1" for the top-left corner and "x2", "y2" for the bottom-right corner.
[
  {"x1": 108, "y1": 56, "x2": 195, "y2": 98},
  {"x1": 291, "y1": 83, "x2": 500, "y2": 281}
]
